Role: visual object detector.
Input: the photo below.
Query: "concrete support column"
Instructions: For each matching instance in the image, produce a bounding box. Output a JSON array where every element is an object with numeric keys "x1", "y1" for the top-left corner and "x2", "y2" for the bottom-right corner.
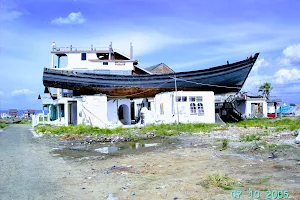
[
  {"x1": 65, "y1": 102, "x2": 69, "y2": 126},
  {"x1": 57, "y1": 105, "x2": 60, "y2": 121},
  {"x1": 48, "y1": 105, "x2": 51, "y2": 121}
]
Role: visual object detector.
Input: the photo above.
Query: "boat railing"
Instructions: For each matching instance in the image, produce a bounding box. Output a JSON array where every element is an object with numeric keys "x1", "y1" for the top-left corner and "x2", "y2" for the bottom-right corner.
[{"x1": 52, "y1": 45, "x2": 109, "y2": 51}]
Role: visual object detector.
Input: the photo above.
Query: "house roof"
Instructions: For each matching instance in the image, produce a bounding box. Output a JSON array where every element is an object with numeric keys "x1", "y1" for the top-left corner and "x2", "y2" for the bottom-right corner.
[
  {"x1": 145, "y1": 63, "x2": 175, "y2": 73},
  {"x1": 134, "y1": 65, "x2": 153, "y2": 74}
]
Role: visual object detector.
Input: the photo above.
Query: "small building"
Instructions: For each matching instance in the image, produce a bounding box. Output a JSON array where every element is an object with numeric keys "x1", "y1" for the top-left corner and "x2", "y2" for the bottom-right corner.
[
  {"x1": 141, "y1": 91, "x2": 215, "y2": 125},
  {"x1": 233, "y1": 95, "x2": 268, "y2": 118}
]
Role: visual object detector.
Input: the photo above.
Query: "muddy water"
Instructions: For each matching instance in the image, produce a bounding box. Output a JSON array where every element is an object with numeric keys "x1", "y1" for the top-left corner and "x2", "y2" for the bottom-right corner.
[{"x1": 50, "y1": 137, "x2": 183, "y2": 159}]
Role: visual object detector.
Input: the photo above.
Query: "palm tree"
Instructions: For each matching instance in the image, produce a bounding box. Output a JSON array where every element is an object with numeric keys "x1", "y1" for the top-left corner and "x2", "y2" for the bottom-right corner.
[{"x1": 258, "y1": 82, "x2": 272, "y2": 99}]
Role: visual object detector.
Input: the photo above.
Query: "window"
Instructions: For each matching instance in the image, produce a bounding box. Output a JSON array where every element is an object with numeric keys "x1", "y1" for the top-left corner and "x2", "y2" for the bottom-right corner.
[
  {"x1": 190, "y1": 103, "x2": 197, "y2": 114},
  {"x1": 196, "y1": 96, "x2": 203, "y2": 101},
  {"x1": 189, "y1": 96, "x2": 195, "y2": 102},
  {"x1": 175, "y1": 96, "x2": 187, "y2": 102},
  {"x1": 189, "y1": 95, "x2": 204, "y2": 115},
  {"x1": 197, "y1": 103, "x2": 204, "y2": 116},
  {"x1": 81, "y1": 53, "x2": 86, "y2": 60}
]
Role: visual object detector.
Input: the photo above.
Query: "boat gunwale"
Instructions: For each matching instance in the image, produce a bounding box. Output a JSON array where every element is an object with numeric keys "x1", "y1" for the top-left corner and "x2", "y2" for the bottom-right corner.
[{"x1": 43, "y1": 53, "x2": 259, "y2": 79}]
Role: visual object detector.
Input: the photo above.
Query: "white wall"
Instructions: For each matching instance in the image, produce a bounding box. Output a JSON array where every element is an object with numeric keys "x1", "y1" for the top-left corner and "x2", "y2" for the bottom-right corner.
[
  {"x1": 77, "y1": 95, "x2": 111, "y2": 127},
  {"x1": 133, "y1": 98, "x2": 148, "y2": 120},
  {"x1": 267, "y1": 103, "x2": 276, "y2": 113},
  {"x1": 145, "y1": 91, "x2": 215, "y2": 124},
  {"x1": 65, "y1": 53, "x2": 134, "y2": 71},
  {"x1": 107, "y1": 99, "x2": 131, "y2": 125}
]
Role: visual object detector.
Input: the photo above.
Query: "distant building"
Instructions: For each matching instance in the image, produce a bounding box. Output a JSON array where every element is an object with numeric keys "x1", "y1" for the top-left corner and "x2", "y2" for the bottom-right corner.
[
  {"x1": 145, "y1": 63, "x2": 175, "y2": 74},
  {"x1": 8, "y1": 109, "x2": 18, "y2": 117}
]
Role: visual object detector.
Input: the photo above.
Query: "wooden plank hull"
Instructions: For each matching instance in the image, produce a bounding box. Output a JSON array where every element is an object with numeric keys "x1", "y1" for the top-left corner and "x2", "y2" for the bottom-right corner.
[{"x1": 43, "y1": 53, "x2": 259, "y2": 98}]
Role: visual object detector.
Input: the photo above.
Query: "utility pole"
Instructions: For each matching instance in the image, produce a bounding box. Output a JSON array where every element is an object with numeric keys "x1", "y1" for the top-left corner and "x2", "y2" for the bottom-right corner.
[{"x1": 174, "y1": 75, "x2": 180, "y2": 134}]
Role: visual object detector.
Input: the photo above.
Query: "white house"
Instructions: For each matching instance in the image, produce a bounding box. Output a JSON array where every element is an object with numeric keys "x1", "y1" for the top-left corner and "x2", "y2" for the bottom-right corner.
[{"x1": 141, "y1": 91, "x2": 215, "y2": 125}]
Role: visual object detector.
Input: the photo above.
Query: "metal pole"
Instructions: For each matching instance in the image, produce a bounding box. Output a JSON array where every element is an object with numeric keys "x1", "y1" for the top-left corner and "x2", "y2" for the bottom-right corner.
[{"x1": 174, "y1": 75, "x2": 180, "y2": 134}]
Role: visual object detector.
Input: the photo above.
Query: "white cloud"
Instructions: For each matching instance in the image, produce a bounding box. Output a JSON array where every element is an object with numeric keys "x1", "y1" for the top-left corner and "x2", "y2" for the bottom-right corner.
[
  {"x1": 242, "y1": 74, "x2": 272, "y2": 93},
  {"x1": 283, "y1": 44, "x2": 300, "y2": 59},
  {"x1": 251, "y1": 58, "x2": 269, "y2": 75},
  {"x1": 11, "y1": 89, "x2": 34, "y2": 96},
  {"x1": 102, "y1": 31, "x2": 198, "y2": 57},
  {"x1": 273, "y1": 68, "x2": 300, "y2": 84},
  {"x1": 51, "y1": 12, "x2": 86, "y2": 25}
]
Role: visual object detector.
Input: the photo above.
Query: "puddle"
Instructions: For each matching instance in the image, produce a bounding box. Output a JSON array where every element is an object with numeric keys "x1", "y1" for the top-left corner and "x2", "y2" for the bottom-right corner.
[{"x1": 50, "y1": 138, "x2": 182, "y2": 159}]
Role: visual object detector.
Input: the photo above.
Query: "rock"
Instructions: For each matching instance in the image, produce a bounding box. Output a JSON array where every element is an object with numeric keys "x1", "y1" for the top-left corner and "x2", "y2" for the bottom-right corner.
[{"x1": 295, "y1": 129, "x2": 300, "y2": 144}]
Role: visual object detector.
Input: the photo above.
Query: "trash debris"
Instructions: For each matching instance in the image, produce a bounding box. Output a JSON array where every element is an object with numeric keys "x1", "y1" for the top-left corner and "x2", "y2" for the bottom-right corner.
[
  {"x1": 107, "y1": 193, "x2": 120, "y2": 200},
  {"x1": 156, "y1": 184, "x2": 168, "y2": 189}
]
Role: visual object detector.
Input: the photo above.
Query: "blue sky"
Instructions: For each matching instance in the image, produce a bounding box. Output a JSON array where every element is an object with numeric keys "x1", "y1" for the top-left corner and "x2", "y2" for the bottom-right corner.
[{"x1": 0, "y1": 0, "x2": 300, "y2": 109}]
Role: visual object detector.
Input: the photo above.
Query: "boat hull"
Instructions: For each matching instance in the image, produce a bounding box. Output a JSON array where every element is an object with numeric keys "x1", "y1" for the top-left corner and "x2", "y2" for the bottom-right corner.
[{"x1": 43, "y1": 53, "x2": 259, "y2": 98}]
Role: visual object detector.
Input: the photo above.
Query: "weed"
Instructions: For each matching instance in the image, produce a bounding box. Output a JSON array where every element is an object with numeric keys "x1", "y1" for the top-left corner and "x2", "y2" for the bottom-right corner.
[
  {"x1": 217, "y1": 139, "x2": 229, "y2": 151},
  {"x1": 199, "y1": 173, "x2": 241, "y2": 190},
  {"x1": 60, "y1": 134, "x2": 85, "y2": 140},
  {"x1": 240, "y1": 134, "x2": 261, "y2": 142}
]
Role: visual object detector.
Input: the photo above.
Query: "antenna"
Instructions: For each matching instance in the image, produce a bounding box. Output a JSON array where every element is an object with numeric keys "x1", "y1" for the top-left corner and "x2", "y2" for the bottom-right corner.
[{"x1": 130, "y1": 42, "x2": 133, "y2": 60}]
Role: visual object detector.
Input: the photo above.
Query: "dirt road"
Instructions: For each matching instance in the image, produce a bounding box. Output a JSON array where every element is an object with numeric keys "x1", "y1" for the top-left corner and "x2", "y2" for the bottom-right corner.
[{"x1": 0, "y1": 124, "x2": 96, "y2": 200}]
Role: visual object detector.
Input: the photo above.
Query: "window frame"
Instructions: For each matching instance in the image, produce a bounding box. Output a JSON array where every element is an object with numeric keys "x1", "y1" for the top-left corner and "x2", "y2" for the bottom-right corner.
[{"x1": 81, "y1": 53, "x2": 87, "y2": 60}]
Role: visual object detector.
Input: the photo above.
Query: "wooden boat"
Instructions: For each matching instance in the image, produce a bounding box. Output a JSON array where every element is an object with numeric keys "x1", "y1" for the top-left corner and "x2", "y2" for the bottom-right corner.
[{"x1": 43, "y1": 53, "x2": 259, "y2": 98}]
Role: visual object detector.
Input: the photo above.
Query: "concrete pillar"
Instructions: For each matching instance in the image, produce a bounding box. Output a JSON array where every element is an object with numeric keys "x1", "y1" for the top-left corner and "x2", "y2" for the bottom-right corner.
[
  {"x1": 57, "y1": 105, "x2": 60, "y2": 121},
  {"x1": 65, "y1": 102, "x2": 69, "y2": 126},
  {"x1": 48, "y1": 105, "x2": 50, "y2": 121}
]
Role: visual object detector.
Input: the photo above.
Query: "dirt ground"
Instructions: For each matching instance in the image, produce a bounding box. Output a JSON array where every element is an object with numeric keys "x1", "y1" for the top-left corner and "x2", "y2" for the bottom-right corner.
[
  {"x1": 1, "y1": 125, "x2": 299, "y2": 200},
  {"x1": 49, "y1": 127, "x2": 300, "y2": 200}
]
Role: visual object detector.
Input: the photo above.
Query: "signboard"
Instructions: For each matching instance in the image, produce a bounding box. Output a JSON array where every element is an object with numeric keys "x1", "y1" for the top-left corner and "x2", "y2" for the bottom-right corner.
[{"x1": 115, "y1": 61, "x2": 126, "y2": 65}]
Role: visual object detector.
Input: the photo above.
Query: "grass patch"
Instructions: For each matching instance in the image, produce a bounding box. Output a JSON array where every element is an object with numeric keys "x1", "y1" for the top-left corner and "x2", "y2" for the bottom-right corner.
[
  {"x1": 19, "y1": 119, "x2": 31, "y2": 124},
  {"x1": 235, "y1": 117, "x2": 300, "y2": 131},
  {"x1": 198, "y1": 173, "x2": 242, "y2": 190},
  {"x1": 139, "y1": 123, "x2": 220, "y2": 136},
  {"x1": 0, "y1": 123, "x2": 8, "y2": 129},
  {"x1": 247, "y1": 177, "x2": 270, "y2": 185},
  {"x1": 34, "y1": 124, "x2": 128, "y2": 135},
  {"x1": 240, "y1": 133, "x2": 264, "y2": 142},
  {"x1": 256, "y1": 141, "x2": 293, "y2": 151},
  {"x1": 34, "y1": 123, "x2": 221, "y2": 137}
]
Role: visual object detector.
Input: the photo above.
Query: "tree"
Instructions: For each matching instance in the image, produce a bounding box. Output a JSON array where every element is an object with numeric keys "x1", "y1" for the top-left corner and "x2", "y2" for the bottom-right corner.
[{"x1": 258, "y1": 82, "x2": 272, "y2": 99}]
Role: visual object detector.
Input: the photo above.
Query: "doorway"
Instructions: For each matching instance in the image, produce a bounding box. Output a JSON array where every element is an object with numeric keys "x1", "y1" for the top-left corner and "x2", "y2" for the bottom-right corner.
[{"x1": 118, "y1": 104, "x2": 130, "y2": 125}]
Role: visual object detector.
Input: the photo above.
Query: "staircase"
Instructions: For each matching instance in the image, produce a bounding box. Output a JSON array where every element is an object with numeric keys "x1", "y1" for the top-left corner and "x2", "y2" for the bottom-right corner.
[{"x1": 221, "y1": 94, "x2": 243, "y2": 123}]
